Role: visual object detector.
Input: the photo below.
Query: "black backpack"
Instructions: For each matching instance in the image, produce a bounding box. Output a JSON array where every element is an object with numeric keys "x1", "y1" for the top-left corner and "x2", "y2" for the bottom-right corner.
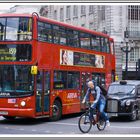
[{"x1": 97, "y1": 85, "x2": 107, "y2": 98}]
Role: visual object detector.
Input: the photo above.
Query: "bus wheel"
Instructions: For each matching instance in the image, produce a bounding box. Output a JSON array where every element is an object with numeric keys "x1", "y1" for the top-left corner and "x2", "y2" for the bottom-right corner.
[
  {"x1": 51, "y1": 100, "x2": 62, "y2": 121},
  {"x1": 3, "y1": 116, "x2": 16, "y2": 120}
]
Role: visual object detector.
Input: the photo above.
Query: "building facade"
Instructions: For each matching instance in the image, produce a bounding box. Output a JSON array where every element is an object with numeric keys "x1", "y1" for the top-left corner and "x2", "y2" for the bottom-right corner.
[{"x1": 8, "y1": 5, "x2": 140, "y2": 80}]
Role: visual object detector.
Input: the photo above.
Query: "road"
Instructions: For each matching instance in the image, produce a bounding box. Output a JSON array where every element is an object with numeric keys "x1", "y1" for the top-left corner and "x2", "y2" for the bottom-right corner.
[{"x1": 0, "y1": 113, "x2": 140, "y2": 135}]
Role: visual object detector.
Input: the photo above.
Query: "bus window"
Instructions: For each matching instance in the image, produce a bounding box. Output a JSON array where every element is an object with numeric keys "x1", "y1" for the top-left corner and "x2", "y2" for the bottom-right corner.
[
  {"x1": 37, "y1": 71, "x2": 43, "y2": 91},
  {"x1": 53, "y1": 71, "x2": 67, "y2": 89},
  {"x1": 45, "y1": 72, "x2": 50, "y2": 93},
  {"x1": 91, "y1": 35, "x2": 101, "y2": 51},
  {"x1": 3, "y1": 66, "x2": 14, "y2": 92},
  {"x1": 53, "y1": 25, "x2": 67, "y2": 45},
  {"x1": 92, "y1": 73, "x2": 105, "y2": 87},
  {"x1": 67, "y1": 72, "x2": 80, "y2": 89},
  {"x1": 79, "y1": 32, "x2": 91, "y2": 49},
  {"x1": 67, "y1": 29, "x2": 79, "y2": 48},
  {"x1": 0, "y1": 18, "x2": 6, "y2": 41},
  {"x1": 110, "y1": 41, "x2": 115, "y2": 55},
  {"x1": 0, "y1": 44, "x2": 32, "y2": 62},
  {"x1": 18, "y1": 18, "x2": 32, "y2": 40},
  {"x1": 101, "y1": 37, "x2": 109, "y2": 53},
  {"x1": 38, "y1": 21, "x2": 52, "y2": 42},
  {"x1": 106, "y1": 39, "x2": 110, "y2": 53},
  {"x1": 5, "y1": 18, "x2": 32, "y2": 41},
  {"x1": 0, "y1": 65, "x2": 33, "y2": 94}
]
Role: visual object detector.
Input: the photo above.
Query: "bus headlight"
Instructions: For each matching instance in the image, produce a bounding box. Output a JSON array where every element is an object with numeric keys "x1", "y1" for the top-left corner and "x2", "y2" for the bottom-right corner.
[
  {"x1": 21, "y1": 101, "x2": 26, "y2": 107},
  {"x1": 126, "y1": 100, "x2": 131, "y2": 106}
]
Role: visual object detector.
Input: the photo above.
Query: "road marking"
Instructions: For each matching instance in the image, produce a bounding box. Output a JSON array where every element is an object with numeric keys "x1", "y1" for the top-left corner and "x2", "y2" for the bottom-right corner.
[
  {"x1": 4, "y1": 127, "x2": 9, "y2": 129},
  {"x1": 110, "y1": 126, "x2": 140, "y2": 129},
  {"x1": 45, "y1": 131, "x2": 50, "y2": 133},
  {"x1": 50, "y1": 122, "x2": 77, "y2": 126},
  {"x1": 19, "y1": 128, "x2": 24, "y2": 131},
  {"x1": 57, "y1": 132, "x2": 63, "y2": 134},
  {"x1": 31, "y1": 129, "x2": 37, "y2": 132},
  {"x1": 70, "y1": 132, "x2": 76, "y2": 134},
  {"x1": 50, "y1": 122, "x2": 140, "y2": 129}
]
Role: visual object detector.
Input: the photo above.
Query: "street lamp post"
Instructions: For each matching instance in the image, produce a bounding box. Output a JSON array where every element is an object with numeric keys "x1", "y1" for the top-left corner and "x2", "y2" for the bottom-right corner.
[{"x1": 121, "y1": 28, "x2": 134, "y2": 80}]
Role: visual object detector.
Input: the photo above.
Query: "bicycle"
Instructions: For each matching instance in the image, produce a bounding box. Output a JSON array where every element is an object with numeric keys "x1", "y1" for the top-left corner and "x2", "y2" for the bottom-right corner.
[{"x1": 78, "y1": 103, "x2": 106, "y2": 133}]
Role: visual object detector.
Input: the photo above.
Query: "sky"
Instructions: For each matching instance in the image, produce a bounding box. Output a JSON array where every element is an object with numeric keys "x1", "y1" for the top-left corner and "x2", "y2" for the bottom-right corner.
[{"x1": 0, "y1": 4, "x2": 15, "y2": 10}]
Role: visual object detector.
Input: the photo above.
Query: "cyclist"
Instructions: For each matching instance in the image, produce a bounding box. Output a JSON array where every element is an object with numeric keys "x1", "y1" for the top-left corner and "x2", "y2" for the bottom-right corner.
[{"x1": 82, "y1": 80, "x2": 110, "y2": 127}]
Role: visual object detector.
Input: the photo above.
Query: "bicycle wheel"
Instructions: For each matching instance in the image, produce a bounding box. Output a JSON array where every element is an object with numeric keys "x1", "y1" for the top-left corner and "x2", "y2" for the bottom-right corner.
[
  {"x1": 78, "y1": 112, "x2": 92, "y2": 133},
  {"x1": 97, "y1": 118, "x2": 106, "y2": 131}
]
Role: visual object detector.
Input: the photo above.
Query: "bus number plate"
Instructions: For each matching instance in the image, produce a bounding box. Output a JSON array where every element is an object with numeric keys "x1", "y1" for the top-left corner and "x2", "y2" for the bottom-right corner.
[{"x1": 0, "y1": 111, "x2": 8, "y2": 115}]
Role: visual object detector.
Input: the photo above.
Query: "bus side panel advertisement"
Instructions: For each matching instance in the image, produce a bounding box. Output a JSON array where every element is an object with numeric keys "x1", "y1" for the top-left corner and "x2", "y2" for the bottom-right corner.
[{"x1": 60, "y1": 49, "x2": 105, "y2": 68}]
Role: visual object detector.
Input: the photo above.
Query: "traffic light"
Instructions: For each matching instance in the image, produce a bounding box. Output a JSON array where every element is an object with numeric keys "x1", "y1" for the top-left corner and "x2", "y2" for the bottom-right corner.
[
  {"x1": 138, "y1": 59, "x2": 140, "y2": 78},
  {"x1": 138, "y1": 59, "x2": 140, "y2": 69},
  {"x1": 124, "y1": 30, "x2": 129, "y2": 38}
]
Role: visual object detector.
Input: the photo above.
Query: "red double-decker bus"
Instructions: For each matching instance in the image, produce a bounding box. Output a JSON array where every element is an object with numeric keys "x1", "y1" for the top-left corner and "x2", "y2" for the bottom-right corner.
[{"x1": 0, "y1": 13, "x2": 115, "y2": 121}]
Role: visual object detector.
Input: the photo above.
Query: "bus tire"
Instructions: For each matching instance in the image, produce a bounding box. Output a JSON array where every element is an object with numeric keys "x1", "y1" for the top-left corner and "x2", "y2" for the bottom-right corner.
[
  {"x1": 51, "y1": 100, "x2": 62, "y2": 121},
  {"x1": 3, "y1": 116, "x2": 16, "y2": 120}
]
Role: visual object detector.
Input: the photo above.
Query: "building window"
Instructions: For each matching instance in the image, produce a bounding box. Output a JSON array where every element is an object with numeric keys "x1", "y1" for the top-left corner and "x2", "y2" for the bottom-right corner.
[
  {"x1": 54, "y1": 10, "x2": 57, "y2": 20},
  {"x1": 81, "y1": 6, "x2": 86, "y2": 15},
  {"x1": 81, "y1": 24, "x2": 85, "y2": 27},
  {"x1": 99, "y1": 6, "x2": 105, "y2": 21},
  {"x1": 60, "y1": 8, "x2": 64, "y2": 21},
  {"x1": 89, "y1": 5, "x2": 94, "y2": 14},
  {"x1": 73, "y1": 5, "x2": 78, "y2": 17},
  {"x1": 66, "y1": 6, "x2": 71, "y2": 19},
  {"x1": 128, "y1": 5, "x2": 140, "y2": 20},
  {"x1": 89, "y1": 22, "x2": 93, "y2": 30},
  {"x1": 130, "y1": 47, "x2": 140, "y2": 62}
]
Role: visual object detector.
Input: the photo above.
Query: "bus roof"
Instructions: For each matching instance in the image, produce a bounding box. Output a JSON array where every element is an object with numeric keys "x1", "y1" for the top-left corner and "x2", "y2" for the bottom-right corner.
[{"x1": 0, "y1": 13, "x2": 110, "y2": 39}]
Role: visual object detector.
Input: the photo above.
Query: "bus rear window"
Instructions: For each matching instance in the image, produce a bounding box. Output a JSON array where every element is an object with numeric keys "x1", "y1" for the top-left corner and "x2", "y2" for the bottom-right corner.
[{"x1": 0, "y1": 44, "x2": 32, "y2": 62}]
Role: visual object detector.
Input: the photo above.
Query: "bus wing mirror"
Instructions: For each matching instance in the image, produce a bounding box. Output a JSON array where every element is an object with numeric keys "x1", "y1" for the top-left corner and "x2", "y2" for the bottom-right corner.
[{"x1": 31, "y1": 66, "x2": 38, "y2": 75}]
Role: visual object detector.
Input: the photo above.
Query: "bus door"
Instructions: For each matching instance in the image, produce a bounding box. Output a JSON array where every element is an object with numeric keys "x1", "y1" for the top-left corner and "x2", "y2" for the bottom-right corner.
[
  {"x1": 81, "y1": 72, "x2": 91, "y2": 110},
  {"x1": 36, "y1": 70, "x2": 50, "y2": 116}
]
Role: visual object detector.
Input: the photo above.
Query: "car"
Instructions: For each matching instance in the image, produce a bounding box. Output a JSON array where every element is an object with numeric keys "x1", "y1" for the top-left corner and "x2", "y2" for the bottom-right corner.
[{"x1": 106, "y1": 80, "x2": 140, "y2": 121}]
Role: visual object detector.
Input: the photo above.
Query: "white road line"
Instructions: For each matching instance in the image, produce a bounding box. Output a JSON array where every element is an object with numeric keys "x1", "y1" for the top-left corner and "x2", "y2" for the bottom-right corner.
[
  {"x1": 57, "y1": 132, "x2": 63, "y2": 134},
  {"x1": 45, "y1": 131, "x2": 50, "y2": 133},
  {"x1": 4, "y1": 127, "x2": 9, "y2": 129},
  {"x1": 19, "y1": 128, "x2": 24, "y2": 131},
  {"x1": 70, "y1": 132, "x2": 76, "y2": 134},
  {"x1": 50, "y1": 122, "x2": 77, "y2": 126},
  {"x1": 110, "y1": 126, "x2": 140, "y2": 129},
  {"x1": 50, "y1": 122, "x2": 140, "y2": 129},
  {"x1": 31, "y1": 129, "x2": 37, "y2": 132}
]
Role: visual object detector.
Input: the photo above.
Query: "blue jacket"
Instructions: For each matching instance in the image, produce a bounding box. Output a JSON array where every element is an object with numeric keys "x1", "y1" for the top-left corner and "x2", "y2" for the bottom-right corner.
[{"x1": 84, "y1": 86, "x2": 105, "y2": 103}]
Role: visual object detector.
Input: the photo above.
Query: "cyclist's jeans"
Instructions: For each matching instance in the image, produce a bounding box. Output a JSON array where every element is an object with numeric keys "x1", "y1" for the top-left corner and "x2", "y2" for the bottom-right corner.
[{"x1": 89, "y1": 98, "x2": 109, "y2": 121}]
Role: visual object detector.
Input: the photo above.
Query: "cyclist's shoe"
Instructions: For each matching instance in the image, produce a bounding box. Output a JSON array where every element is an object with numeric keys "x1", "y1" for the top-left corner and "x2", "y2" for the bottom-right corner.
[{"x1": 106, "y1": 120, "x2": 110, "y2": 127}]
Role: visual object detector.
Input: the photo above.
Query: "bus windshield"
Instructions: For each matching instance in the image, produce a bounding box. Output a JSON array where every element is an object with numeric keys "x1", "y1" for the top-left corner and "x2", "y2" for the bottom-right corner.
[
  {"x1": 0, "y1": 17, "x2": 32, "y2": 41},
  {"x1": 0, "y1": 65, "x2": 33, "y2": 97}
]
